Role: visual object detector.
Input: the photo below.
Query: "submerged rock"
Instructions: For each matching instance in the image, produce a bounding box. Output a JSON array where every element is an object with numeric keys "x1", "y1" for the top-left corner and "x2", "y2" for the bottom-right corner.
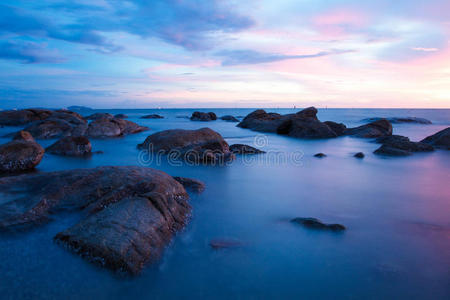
[
  {"x1": 114, "y1": 114, "x2": 128, "y2": 119},
  {"x1": 46, "y1": 136, "x2": 92, "y2": 156},
  {"x1": 230, "y1": 144, "x2": 265, "y2": 154},
  {"x1": 190, "y1": 111, "x2": 217, "y2": 121},
  {"x1": 0, "y1": 109, "x2": 53, "y2": 126},
  {"x1": 85, "y1": 113, "x2": 113, "y2": 120},
  {"x1": 362, "y1": 117, "x2": 432, "y2": 124},
  {"x1": 314, "y1": 153, "x2": 326, "y2": 158},
  {"x1": 210, "y1": 238, "x2": 242, "y2": 250},
  {"x1": 137, "y1": 128, "x2": 234, "y2": 164},
  {"x1": 354, "y1": 152, "x2": 365, "y2": 158},
  {"x1": 421, "y1": 127, "x2": 450, "y2": 150},
  {"x1": 173, "y1": 176, "x2": 205, "y2": 193},
  {"x1": 220, "y1": 115, "x2": 239, "y2": 122},
  {"x1": 345, "y1": 119, "x2": 392, "y2": 138},
  {"x1": 141, "y1": 114, "x2": 164, "y2": 119},
  {"x1": 291, "y1": 217, "x2": 346, "y2": 231},
  {"x1": 22, "y1": 111, "x2": 88, "y2": 139},
  {"x1": 0, "y1": 131, "x2": 45, "y2": 172},
  {"x1": 0, "y1": 166, "x2": 192, "y2": 275},
  {"x1": 374, "y1": 135, "x2": 434, "y2": 156},
  {"x1": 86, "y1": 118, "x2": 148, "y2": 138}
]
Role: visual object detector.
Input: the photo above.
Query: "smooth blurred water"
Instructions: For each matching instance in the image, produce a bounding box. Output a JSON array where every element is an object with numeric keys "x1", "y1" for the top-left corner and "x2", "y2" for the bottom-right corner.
[{"x1": 0, "y1": 108, "x2": 449, "y2": 299}]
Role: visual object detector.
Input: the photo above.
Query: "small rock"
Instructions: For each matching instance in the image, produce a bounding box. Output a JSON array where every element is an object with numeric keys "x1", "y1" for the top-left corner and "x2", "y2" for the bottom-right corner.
[
  {"x1": 190, "y1": 112, "x2": 217, "y2": 121},
  {"x1": 314, "y1": 153, "x2": 326, "y2": 158},
  {"x1": 141, "y1": 114, "x2": 164, "y2": 119},
  {"x1": 86, "y1": 118, "x2": 148, "y2": 138},
  {"x1": 173, "y1": 176, "x2": 205, "y2": 193},
  {"x1": 46, "y1": 136, "x2": 92, "y2": 156},
  {"x1": 220, "y1": 115, "x2": 239, "y2": 122},
  {"x1": 210, "y1": 239, "x2": 242, "y2": 250},
  {"x1": 291, "y1": 217, "x2": 346, "y2": 231},
  {"x1": 114, "y1": 114, "x2": 128, "y2": 119},
  {"x1": 230, "y1": 144, "x2": 265, "y2": 154},
  {"x1": 354, "y1": 152, "x2": 365, "y2": 158},
  {"x1": 345, "y1": 119, "x2": 393, "y2": 138},
  {"x1": 0, "y1": 131, "x2": 44, "y2": 172}
]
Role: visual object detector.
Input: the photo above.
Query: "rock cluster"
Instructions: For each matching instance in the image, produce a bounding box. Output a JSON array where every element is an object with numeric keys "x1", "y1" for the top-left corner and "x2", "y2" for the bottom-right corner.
[{"x1": 190, "y1": 112, "x2": 217, "y2": 121}]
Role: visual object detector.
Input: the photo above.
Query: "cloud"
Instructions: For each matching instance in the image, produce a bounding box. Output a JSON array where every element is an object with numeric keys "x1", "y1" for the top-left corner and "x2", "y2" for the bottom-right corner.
[
  {"x1": 216, "y1": 49, "x2": 355, "y2": 66},
  {"x1": 411, "y1": 47, "x2": 439, "y2": 52},
  {"x1": 0, "y1": 40, "x2": 65, "y2": 63}
]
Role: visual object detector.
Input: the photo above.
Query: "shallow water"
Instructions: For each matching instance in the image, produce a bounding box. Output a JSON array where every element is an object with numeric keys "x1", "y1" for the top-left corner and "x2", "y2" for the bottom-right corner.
[{"x1": 0, "y1": 108, "x2": 449, "y2": 299}]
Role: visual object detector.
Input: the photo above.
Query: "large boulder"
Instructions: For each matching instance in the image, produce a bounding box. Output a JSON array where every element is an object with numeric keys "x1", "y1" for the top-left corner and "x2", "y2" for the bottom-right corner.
[
  {"x1": 0, "y1": 131, "x2": 44, "y2": 172},
  {"x1": 345, "y1": 119, "x2": 392, "y2": 138},
  {"x1": 237, "y1": 109, "x2": 283, "y2": 132},
  {"x1": 0, "y1": 109, "x2": 53, "y2": 126},
  {"x1": 22, "y1": 111, "x2": 88, "y2": 139},
  {"x1": 190, "y1": 111, "x2": 217, "y2": 121},
  {"x1": 46, "y1": 136, "x2": 92, "y2": 156},
  {"x1": 0, "y1": 166, "x2": 194, "y2": 274},
  {"x1": 137, "y1": 128, "x2": 234, "y2": 164},
  {"x1": 421, "y1": 127, "x2": 450, "y2": 150},
  {"x1": 86, "y1": 118, "x2": 148, "y2": 138},
  {"x1": 374, "y1": 135, "x2": 434, "y2": 156}
]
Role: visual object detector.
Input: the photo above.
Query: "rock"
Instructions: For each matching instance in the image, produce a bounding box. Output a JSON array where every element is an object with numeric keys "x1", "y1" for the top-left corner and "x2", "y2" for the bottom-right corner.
[
  {"x1": 314, "y1": 153, "x2": 326, "y2": 158},
  {"x1": 86, "y1": 118, "x2": 148, "y2": 138},
  {"x1": 22, "y1": 111, "x2": 88, "y2": 139},
  {"x1": 238, "y1": 107, "x2": 346, "y2": 138},
  {"x1": 141, "y1": 114, "x2": 164, "y2": 119},
  {"x1": 291, "y1": 217, "x2": 346, "y2": 231},
  {"x1": 362, "y1": 117, "x2": 432, "y2": 124},
  {"x1": 137, "y1": 128, "x2": 234, "y2": 164},
  {"x1": 173, "y1": 176, "x2": 205, "y2": 193},
  {"x1": 0, "y1": 109, "x2": 53, "y2": 126},
  {"x1": 229, "y1": 144, "x2": 265, "y2": 154},
  {"x1": 0, "y1": 131, "x2": 44, "y2": 173},
  {"x1": 209, "y1": 239, "x2": 242, "y2": 249},
  {"x1": 220, "y1": 115, "x2": 239, "y2": 122},
  {"x1": 421, "y1": 127, "x2": 450, "y2": 150},
  {"x1": 114, "y1": 114, "x2": 128, "y2": 119},
  {"x1": 46, "y1": 136, "x2": 92, "y2": 156},
  {"x1": 0, "y1": 166, "x2": 191, "y2": 274},
  {"x1": 190, "y1": 112, "x2": 217, "y2": 121},
  {"x1": 374, "y1": 135, "x2": 434, "y2": 156},
  {"x1": 345, "y1": 119, "x2": 392, "y2": 138},
  {"x1": 354, "y1": 152, "x2": 365, "y2": 158},
  {"x1": 85, "y1": 113, "x2": 114, "y2": 120}
]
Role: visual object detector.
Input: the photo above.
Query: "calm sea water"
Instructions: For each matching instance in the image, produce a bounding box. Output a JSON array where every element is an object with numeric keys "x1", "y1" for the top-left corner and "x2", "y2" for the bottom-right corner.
[{"x1": 0, "y1": 108, "x2": 449, "y2": 299}]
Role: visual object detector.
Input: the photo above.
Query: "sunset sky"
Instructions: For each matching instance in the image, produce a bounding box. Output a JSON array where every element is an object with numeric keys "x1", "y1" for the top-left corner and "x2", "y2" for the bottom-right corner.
[{"x1": 1, "y1": 0, "x2": 449, "y2": 109}]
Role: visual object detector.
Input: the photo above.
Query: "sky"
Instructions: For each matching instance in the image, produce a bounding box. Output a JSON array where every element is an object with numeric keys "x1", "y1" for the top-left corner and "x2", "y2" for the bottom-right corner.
[{"x1": 0, "y1": 0, "x2": 449, "y2": 109}]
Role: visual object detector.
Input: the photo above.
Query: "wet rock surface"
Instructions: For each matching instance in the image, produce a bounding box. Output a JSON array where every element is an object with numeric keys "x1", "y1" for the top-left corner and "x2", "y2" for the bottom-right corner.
[
  {"x1": 0, "y1": 131, "x2": 45, "y2": 172},
  {"x1": 141, "y1": 114, "x2": 164, "y2": 119},
  {"x1": 314, "y1": 153, "x2": 327, "y2": 158},
  {"x1": 230, "y1": 144, "x2": 265, "y2": 154},
  {"x1": 220, "y1": 115, "x2": 239, "y2": 122},
  {"x1": 0, "y1": 109, "x2": 53, "y2": 126},
  {"x1": 0, "y1": 166, "x2": 192, "y2": 274},
  {"x1": 354, "y1": 152, "x2": 365, "y2": 158},
  {"x1": 173, "y1": 176, "x2": 206, "y2": 193},
  {"x1": 138, "y1": 128, "x2": 234, "y2": 164},
  {"x1": 85, "y1": 113, "x2": 114, "y2": 120},
  {"x1": 209, "y1": 238, "x2": 242, "y2": 249},
  {"x1": 86, "y1": 118, "x2": 148, "y2": 138},
  {"x1": 345, "y1": 119, "x2": 392, "y2": 138},
  {"x1": 291, "y1": 217, "x2": 346, "y2": 231},
  {"x1": 46, "y1": 136, "x2": 92, "y2": 156},
  {"x1": 421, "y1": 127, "x2": 450, "y2": 150},
  {"x1": 190, "y1": 112, "x2": 217, "y2": 121},
  {"x1": 374, "y1": 135, "x2": 434, "y2": 156}
]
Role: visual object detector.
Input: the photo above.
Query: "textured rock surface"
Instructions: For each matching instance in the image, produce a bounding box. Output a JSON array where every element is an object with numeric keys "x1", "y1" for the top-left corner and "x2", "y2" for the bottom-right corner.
[
  {"x1": 229, "y1": 144, "x2": 265, "y2": 154},
  {"x1": 291, "y1": 217, "x2": 346, "y2": 231},
  {"x1": 138, "y1": 128, "x2": 234, "y2": 163},
  {"x1": 421, "y1": 127, "x2": 450, "y2": 150},
  {"x1": 0, "y1": 109, "x2": 53, "y2": 126},
  {"x1": 22, "y1": 111, "x2": 88, "y2": 139},
  {"x1": 345, "y1": 119, "x2": 392, "y2": 138},
  {"x1": 374, "y1": 135, "x2": 434, "y2": 156},
  {"x1": 0, "y1": 131, "x2": 44, "y2": 172},
  {"x1": 86, "y1": 118, "x2": 148, "y2": 138},
  {"x1": 220, "y1": 115, "x2": 239, "y2": 122},
  {"x1": 85, "y1": 113, "x2": 114, "y2": 120},
  {"x1": 46, "y1": 136, "x2": 92, "y2": 156},
  {"x1": 190, "y1": 112, "x2": 217, "y2": 121}
]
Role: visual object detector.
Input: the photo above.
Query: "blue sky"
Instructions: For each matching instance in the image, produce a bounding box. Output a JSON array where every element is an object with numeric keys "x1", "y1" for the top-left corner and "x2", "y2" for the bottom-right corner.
[{"x1": 1, "y1": 0, "x2": 449, "y2": 108}]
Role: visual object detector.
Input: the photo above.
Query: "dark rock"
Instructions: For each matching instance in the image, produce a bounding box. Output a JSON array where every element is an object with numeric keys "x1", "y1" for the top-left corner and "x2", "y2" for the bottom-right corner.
[
  {"x1": 114, "y1": 114, "x2": 128, "y2": 119},
  {"x1": 0, "y1": 166, "x2": 190, "y2": 275},
  {"x1": 324, "y1": 121, "x2": 347, "y2": 136},
  {"x1": 86, "y1": 118, "x2": 148, "y2": 138},
  {"x1": 46, "y1": 136, "x2": 92, "y2": 156},
  {"x1": 229, "y1": 144, "x2": 265, "y2": 154},
  {"x1": 277, "y1": 117, "x2": 341, "y2": 139},
  {"x1": 190, "y1": 111, "x2": 217, "y2": 121},
  {"x1": 137, "y1": 128, "x2": 234, "y2": 164},
  {"x1": 314, "y1": 153, "x2": 326, "y2": 158},
  {"x1": 421, "y1": 127, "x2": 450, "y2": 150},
  {"x1": 362, "y1": 117, "x2": 432, "y2": 124},
  {"x1": 345, "y1": 119, "x2": 392, "y2": 138},
  {"x1": 374, "y1": 135, "x2": 434, "y2": 156},
  {"x1": 0, "y1": 109, "x2": 53, "y2": 126},
  {"x1": 220, "y1": 115, "x2": 239, "y2": 122},
  {"x1": 173, "y1": 176, "x2": 205, "y2": 193},
  {"x1": 22, "y1": 111, "x2": 88, "y2": 139},
  {"x1": 0, "y1": 131, "x2": 44, "y2": 173},
  {"x1": 67, "y1": 106, "x2": 93, "y2": 111},
  {"x1": 141, "y1": 114, "x2": 164, "y2": 119},
  {"x1": 295, "y1": 106, "x2": 318, "y2": 120},
  {"x1": 209, "y1": 239, "x2": 242, "y2": 250},
  {"x1": 85, "y1": 113, "x2": 114, "y2": 120},
  {"x1": 237, "y1": 109, "x2": 283, "y2": 132},
  {"x1": 291, "y1": 217, "x2": 346, "y2": 231},
  {"x1": 354, "y1": 152, "x2": 365, "y2": 158}
]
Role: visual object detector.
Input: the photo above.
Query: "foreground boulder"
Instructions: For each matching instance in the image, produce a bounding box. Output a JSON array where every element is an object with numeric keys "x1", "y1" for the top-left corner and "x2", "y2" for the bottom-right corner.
[
  {"x1": 141, "y1": 114, "x2": 164, "y2": 119},
  {"x1": 230, "y1": 144, "x2": 265, "y2": 154},
  {"x1": 291, "y1": 217, "x2": 345, "y2": 231},
  {"x1": 0, "y1": 166, "x2": 194, "y2": 274},
  {"x1": 190, "y1": 112, "x2": 217, "y2": 121},
  {"x1": 237, "y1": 107, "x2": 346, "y2": 139},
  {"x1": 86, "y1": 118, "x2": 148, "y2": 138},
  {"x1": 138, "y1": 128, "x2": 234, "y2": 164},
  {"x1": 374, "y1": 135, "x2": 434, "y2": 156},
  {"x1": 220, "y1": 115, "x2": 239, "y2": 122},
  {"x1": 362, "y1": 117, "x2": 432, "y2": 124},
  {"x1": 0, "y1": 109, "x2": 53, "y2": 126},
  {"x1": 46, "y1": 136, "x2": 92, "y2": 156},
  {"x1": 421, "y1": 127, "x2": 450, "y2": 150},
  {"x1": 345, "y1": 119, "x2": 392, "y2": 138},
  {"x1": 0, "y1": 131, "x2": 44, "y2": 172}
]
